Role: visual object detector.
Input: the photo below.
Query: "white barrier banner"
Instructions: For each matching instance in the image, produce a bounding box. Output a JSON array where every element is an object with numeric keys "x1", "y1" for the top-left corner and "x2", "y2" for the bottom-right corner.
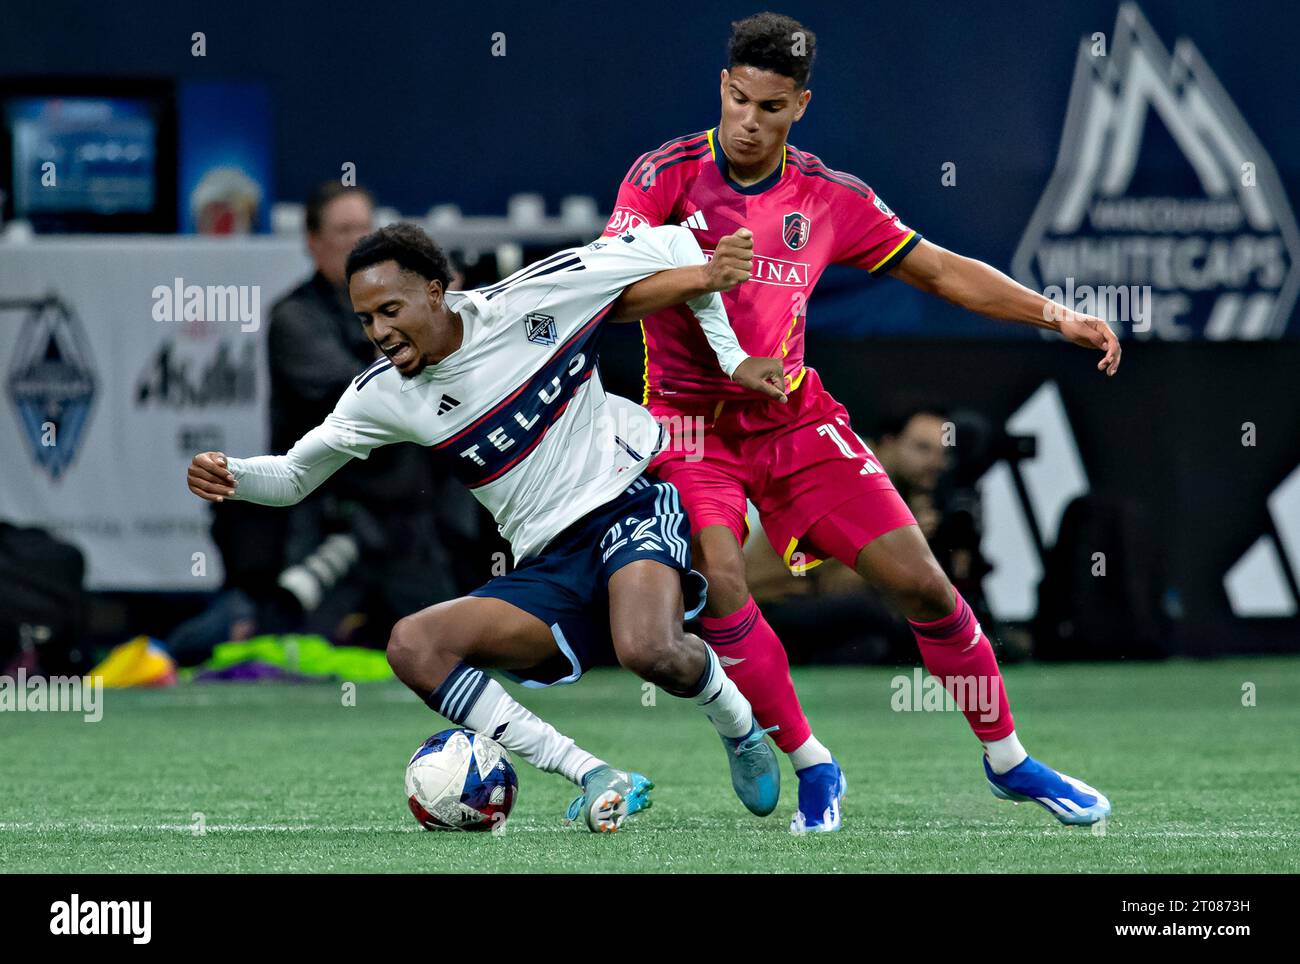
[{"x1": 0, "y1": 238, "x2": 311, "y2": 589}]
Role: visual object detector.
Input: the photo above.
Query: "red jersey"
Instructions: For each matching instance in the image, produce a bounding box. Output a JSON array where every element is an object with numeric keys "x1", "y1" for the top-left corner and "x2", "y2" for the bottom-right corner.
[{"x1": 603, "y1": 128, "x2": 921, "y2": 402}]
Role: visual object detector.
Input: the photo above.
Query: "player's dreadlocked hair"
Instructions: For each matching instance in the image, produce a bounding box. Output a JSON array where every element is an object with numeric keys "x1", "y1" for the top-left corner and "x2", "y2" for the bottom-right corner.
[
  {"x1": 727, "y1": 12, "x2": 817, "y2": 88},
  {"x1": 345, "y1": 222, "x2": 453, "y2": 288}
]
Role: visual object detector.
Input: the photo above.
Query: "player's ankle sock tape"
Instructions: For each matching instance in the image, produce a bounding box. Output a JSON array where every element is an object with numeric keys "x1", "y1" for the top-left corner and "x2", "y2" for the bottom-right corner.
[{"x1": 425, "y1": 662, "x2": 489, "y2": 722}]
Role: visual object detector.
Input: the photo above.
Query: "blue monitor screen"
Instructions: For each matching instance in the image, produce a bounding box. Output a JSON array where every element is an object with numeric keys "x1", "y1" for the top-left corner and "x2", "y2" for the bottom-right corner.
[{"x1": 6, "y1": 96, "x2": 157, "y2": 216}]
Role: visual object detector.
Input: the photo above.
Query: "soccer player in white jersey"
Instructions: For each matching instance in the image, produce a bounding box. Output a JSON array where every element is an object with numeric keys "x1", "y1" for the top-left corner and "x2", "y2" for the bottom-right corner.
[{"x1": 187, "y1": 221, "x2": 790, "y2": 832}]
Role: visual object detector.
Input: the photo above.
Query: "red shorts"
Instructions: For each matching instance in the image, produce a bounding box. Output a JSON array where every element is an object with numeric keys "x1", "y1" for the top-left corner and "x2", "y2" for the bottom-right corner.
[{"x1": 648, "y1": 368, "x2": 917, "y2": 571}]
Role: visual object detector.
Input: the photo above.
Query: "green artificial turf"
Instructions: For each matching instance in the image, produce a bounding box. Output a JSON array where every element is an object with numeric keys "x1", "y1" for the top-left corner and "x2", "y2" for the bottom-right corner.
[{"x1": 1, "y1": 658, "x2": 1296, "y2": 873}]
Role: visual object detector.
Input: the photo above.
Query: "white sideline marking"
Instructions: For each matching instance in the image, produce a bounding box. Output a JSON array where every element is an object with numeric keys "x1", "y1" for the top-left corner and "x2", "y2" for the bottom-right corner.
[{"x1": 871, "y1": 828, "x2": 1292, "y2": 840}]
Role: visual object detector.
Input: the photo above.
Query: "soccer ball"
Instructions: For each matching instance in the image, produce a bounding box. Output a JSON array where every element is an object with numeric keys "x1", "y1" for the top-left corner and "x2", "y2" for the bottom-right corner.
[{"x1": 405, "y1": 728, "x2": 518, "y2": 832}]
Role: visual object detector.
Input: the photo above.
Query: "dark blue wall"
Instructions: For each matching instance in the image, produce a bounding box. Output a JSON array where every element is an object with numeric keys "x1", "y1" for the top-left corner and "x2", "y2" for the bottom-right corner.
[{"x1": 6, "y1": 0, "x2": 1298, "y2": 335}]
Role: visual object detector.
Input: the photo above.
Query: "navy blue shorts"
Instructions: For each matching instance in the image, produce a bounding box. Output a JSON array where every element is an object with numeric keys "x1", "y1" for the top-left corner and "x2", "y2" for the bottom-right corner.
[{"x1": 470, "y1": 474, "x2": 707, "y2": 687}]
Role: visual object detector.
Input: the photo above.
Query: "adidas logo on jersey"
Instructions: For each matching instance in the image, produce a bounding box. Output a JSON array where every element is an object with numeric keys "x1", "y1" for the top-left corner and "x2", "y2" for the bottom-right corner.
[
  {"x1": 436, "y1": 394, "x2": 461, "y2": 415},
  {"x1": 680, "y1": 210, "x2": 709, "y2": 231}
]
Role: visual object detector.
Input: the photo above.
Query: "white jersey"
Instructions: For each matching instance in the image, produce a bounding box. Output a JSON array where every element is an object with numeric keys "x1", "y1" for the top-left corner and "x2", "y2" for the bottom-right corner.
[{"x1": 225, "y1": 224, "x2": 747, "y2": 561}]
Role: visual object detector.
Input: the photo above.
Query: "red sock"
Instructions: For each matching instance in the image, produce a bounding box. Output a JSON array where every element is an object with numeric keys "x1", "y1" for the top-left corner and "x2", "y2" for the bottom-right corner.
[
  {"x1": 909, "y1": 591, "x2": 1015, "y2": 741},
  {"x1": 699, "y1": 597, "x2": 812, "y2": 753}
]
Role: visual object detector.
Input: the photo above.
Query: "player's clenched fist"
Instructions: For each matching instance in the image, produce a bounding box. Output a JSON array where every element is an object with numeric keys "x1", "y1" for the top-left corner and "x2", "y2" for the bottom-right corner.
[
  {"x1": 731, "y1": 356, "x2": 788, "y2": 403},
  {"x1": 704, "y1": 228, "x2": 754, "y2": 292},
  {"x1": 188, "y1": 451, "x2": 238, "y2": 503}
]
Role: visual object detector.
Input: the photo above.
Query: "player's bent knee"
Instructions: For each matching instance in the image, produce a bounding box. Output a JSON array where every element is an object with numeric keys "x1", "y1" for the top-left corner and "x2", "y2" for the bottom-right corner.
[
  {"x1": 615, "y1": 625, "x2": 692, "y2": 688},
  {"x1": 385, "y1": 615, "x2": 425, "y2": 680},
  {"x1": 901, "y1": 564, "x2": 955, "y2": 621},
  {"x1": 387, "y1": 612, "x2": 460, "y2": 684}
]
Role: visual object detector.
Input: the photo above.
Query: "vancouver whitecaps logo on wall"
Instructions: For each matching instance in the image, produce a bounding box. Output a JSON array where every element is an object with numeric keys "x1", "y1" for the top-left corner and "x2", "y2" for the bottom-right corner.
[
  {"x1": 5, "y1": 295, "x2": 97, "y2": 480},
  {"x1": 1012, "y1": 3, "x2": 1299, "y2": 340}
]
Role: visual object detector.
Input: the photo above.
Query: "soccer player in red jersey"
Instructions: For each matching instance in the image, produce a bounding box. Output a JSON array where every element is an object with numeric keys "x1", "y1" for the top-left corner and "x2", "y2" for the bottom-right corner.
[{"x1": 604, "y1": 12, "x2": 1119, "y2": 832}]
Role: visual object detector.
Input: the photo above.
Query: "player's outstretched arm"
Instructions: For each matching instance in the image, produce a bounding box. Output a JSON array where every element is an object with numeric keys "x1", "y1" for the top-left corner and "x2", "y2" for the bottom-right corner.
[
  {"x1": 185, "y1": 423, "x2": 354, "y2": 507},
  {"x1": 889, "y1": 238, "x2": 1121, "y2": 376}
]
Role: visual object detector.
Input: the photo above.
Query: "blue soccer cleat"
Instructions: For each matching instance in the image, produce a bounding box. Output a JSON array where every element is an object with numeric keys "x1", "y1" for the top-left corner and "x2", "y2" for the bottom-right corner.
[
  {"x1": 983, "y1": 755, "x2": 1111, "y2": 826},
  {"x1": 565, "y1": 765, "x2": 653, "y2": 833},
  {"x1": 789, "y1": 759, "x2": 847, "y2": 834},
  {"x1": 720, "y1": 722, "x2": 781, "y2": 816}
]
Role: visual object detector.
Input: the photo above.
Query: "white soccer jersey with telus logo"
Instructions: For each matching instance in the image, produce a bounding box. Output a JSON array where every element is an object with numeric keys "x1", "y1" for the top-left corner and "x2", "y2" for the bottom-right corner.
[{"x1": 224, "y1": 224, "x2": 747, "y2": 561}]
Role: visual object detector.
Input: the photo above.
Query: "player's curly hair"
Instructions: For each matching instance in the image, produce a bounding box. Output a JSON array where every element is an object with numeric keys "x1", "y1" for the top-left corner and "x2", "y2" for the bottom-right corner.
[
  {"x1": 345, "y1": 222, "x2": 453, "y2": 288},
  {"x1": 728, "y1": 12, "x2": 817, "y2": 88}
]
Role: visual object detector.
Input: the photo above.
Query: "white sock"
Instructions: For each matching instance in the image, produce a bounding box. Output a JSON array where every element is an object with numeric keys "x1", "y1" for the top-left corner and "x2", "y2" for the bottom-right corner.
[
  {"x1": 788, "y1": 735, "x2": 834, "y2": 771},
  {"x1": 983, "y1": 730, "x2": 1028, "y2": 774},
  {"x1": 678, "y1": 641, "x2": 751, "y2": 739},
  {"x1": 433, "y1": 665, "x2": 603, "y2": 785}
]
